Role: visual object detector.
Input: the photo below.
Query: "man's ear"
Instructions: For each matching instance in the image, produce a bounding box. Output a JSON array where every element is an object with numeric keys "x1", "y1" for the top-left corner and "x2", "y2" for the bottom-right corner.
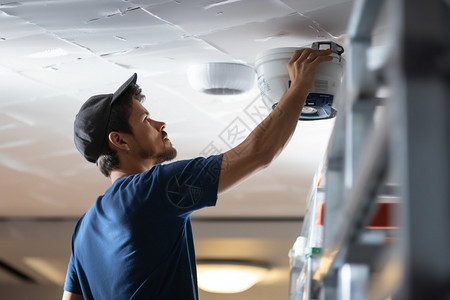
[{"x1": 108, "y1": 131, "x2": 131, "y2": 152}]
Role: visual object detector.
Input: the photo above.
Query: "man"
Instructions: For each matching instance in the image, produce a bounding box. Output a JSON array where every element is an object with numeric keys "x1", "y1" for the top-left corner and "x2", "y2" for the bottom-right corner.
[{"x1": 63, "y1": 48, "x2": 332, "y2": 300}]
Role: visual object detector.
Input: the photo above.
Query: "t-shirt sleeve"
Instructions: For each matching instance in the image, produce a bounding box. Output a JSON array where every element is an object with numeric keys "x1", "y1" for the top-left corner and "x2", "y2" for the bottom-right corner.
[
  {"x1": 160, "y1": 154, "x2": 223, "y2": 213},
  {"x1": 63, "y1": 254, "x2": 82, "y2": 294}
]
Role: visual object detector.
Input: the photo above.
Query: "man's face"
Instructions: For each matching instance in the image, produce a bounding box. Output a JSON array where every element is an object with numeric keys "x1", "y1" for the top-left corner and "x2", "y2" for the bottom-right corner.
[{"x1": 126, "y1": 99, "x2": 177, "y2": 165}]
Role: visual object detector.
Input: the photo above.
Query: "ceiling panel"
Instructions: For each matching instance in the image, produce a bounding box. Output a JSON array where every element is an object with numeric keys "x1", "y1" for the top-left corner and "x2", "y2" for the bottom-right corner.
[
  {"x1": 0, "y1": 0, "x2": 133, "y2": 30},
  {"x1": 0, "y1": 9, "x2": 45, "y2": 40},
  {"x1": 0, "y1": 0, "x2": 342, "y2": 219},
  {"x1": 0, "y1": 32, "x2": 92, "y2": 72},
  {"x1": 0, "y1": 69, "x2": 62, "y2": 107},
  {"x1": 302, "y1": 1, "x2": 354, "y2": 38},
  {"x1": 105, "y1": 37, "x2": 232, "y2": 75},
  {"x1": 142, "y1": 0, "x2": 296, "y2": 35},
  {"x1": 282, "y1": 0, "x2": 353, "y2": 14},
  {"x1": 57, "y1": 8, "x2": 185, "y2": 55},
  {"x1": 198, "y1": 13, "x2": 333, "y2": 62}
]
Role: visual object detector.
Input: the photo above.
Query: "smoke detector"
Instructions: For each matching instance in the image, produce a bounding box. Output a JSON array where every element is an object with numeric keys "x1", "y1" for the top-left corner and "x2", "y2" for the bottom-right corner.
[{"x1": 255, "y1": 41, "x2": 345, "y2": 120}]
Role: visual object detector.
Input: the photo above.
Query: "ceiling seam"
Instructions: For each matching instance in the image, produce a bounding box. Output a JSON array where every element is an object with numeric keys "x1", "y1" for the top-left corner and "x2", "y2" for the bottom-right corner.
[
  {"x1": 295, "y1": 10, "x2": 343, "y2": 40},
  {"x1": 139, "y1": 6, "x2": 235, "y2": 59},
  {"x1": 0, "y1": 7, "x2": 138, "y2": 78}
]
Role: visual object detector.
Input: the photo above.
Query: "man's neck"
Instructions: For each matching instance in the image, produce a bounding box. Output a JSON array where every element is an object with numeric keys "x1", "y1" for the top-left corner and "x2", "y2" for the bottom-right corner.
[
  {"x1": 109, "y1": 169, "x2": 131, "y2": 184},
  {"x1": 109, "y1": 163, "x2": 155, "y2": 184}
]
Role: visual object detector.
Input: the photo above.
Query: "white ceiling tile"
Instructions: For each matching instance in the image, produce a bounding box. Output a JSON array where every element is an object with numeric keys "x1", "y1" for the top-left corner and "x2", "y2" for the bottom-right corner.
[
  {"x1": 0, "y1": 33, "x2": 93, "y2": 72},
  {"x1": 193, "y1": 118, "x2": 334, "y2": 218},
  {"x1": 0, "y1": 68, "x2": 59, "y2": 106},
  {"x1": 0, "y1": 0, "x2": 133, "y2": 31},
  {"x1": 142, "y1": 0, "x2": 296, "y2": 35},
  {"x1": 56, "y1": 8, "x2": 186, "y2": 54},
  {"x1": 62, "y1": 22, "x2": 183, "y2": 56},
  {"x1": 130, "y1": 0, "x2": 173, "y2": 6},
  {"x1": 0, "y1": 0, "x2": 340, "y2": 222},
  {"x1": 303, "y1": 1, "x2": 355, "y2": 38},
  {"x1": 2, "y1": 3, "x2": 185, "y2": 58},
  {"x1": 199, "y1": 13, "x2": 332, "y2": 63},
  {"x1": 281, "y1": 0, "x2": 352, "y2": 13},
  {"x1": 1, "y1": 94, "x2": 79, "y2": 137},
  {"x1": 105, "y1": 37, "x2": 232, "y2": 75},
  {"x1": 15, "y1": 56, "x2": 131, "y2": 97},
  {"x1": 0, "y1": 10, "x2": 45, "y2": 40}
]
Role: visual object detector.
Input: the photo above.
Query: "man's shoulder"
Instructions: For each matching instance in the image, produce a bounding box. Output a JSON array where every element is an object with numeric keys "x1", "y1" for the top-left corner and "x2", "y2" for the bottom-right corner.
[{"x1": 153, "y1": 154, "x2": 222, "y2": 173}]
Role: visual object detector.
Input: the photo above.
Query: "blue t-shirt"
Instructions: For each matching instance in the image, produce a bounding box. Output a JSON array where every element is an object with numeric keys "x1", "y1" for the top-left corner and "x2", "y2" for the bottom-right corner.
[{"x1": 64, "y1": 154, "x2": 223, "y2": 299}]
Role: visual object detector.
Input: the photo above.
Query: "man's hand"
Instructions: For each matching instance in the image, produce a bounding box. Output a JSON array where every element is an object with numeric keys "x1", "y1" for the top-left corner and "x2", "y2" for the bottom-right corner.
[
  {"x1": 218, "y1": 48, "x2": 333, "y2": 194},
  {"x1": 287, "y1": 48, "x2": 333, "y2": 94}
]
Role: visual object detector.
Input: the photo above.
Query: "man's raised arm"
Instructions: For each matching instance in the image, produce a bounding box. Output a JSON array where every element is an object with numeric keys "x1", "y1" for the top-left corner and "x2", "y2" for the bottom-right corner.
[{"x1": 218, "y1": 48, "x2": 333, "y2": 194}]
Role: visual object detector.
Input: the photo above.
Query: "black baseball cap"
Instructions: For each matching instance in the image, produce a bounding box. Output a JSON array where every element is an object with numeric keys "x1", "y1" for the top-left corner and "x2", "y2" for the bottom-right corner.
[{"x1": 74, "y1": 73, "x2": 137, "y2": 163}]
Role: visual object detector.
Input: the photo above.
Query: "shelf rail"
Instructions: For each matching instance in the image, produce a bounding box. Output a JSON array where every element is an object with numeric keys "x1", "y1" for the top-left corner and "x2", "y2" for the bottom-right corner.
[{"x1": 293, "y1": 0, "x2": 450, "y2": 299}]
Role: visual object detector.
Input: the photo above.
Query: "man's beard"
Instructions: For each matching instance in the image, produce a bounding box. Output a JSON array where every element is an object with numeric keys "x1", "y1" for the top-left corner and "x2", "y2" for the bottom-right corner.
[
  {"x1": 140, "y1": 143, "x2": 177, "y2": 165},
  {"x1": 154, "y1": 145, "x2": 177, "y2": 164}
]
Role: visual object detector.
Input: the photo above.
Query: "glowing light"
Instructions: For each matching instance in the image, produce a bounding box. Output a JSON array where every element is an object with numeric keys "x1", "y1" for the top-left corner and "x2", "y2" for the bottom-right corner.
[{"x1": 197, "y1": 261, "x2": 269, "y2": 293}]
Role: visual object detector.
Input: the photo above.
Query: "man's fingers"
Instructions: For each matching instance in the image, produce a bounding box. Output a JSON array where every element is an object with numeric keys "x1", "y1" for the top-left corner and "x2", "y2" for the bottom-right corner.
[
  {"x1": 289, "y1": 48, "x2": 333, "y2": 64},
  {"x1": 288, "y1": 49, "x2": 307, "y2": 64},
  {"x1": 298, "y1": 49, "x2": 312, "y2": 62},
  {"x1": 306, "y1": 48, "x2": 333, "y2": 56},
  {"x1": 305, "y1": 49, "x2": 333, "y2": 62},
  {"x1": 312, "y1": 54, "x2": 334, "y2": 65}
]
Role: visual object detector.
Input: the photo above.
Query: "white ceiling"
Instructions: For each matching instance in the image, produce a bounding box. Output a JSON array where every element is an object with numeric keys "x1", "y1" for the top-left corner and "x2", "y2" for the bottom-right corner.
[{"x1": 0, "y1": 0, "x2": 358, "y2": 298}]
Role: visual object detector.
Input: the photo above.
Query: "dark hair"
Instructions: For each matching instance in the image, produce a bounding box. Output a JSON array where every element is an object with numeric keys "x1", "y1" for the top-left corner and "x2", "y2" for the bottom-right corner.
[{"x1": 96, "y1": 84, "x2": 145, "y2": 177}]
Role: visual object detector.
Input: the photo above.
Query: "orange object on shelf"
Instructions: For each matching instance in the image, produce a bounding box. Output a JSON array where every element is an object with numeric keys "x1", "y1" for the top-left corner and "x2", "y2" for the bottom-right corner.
[
  {"x1": 317, "y1": 202, "x2": 325, "y2": 226},
  {"x1": 317, "y1": 173, "x2": 324, "y2": 188},
  {"x1": 317, "y1": 202, "x2": 399, "y2": 229},
  {"x1": 367, "y1": 202, "x2": 399, "y2": 229}
]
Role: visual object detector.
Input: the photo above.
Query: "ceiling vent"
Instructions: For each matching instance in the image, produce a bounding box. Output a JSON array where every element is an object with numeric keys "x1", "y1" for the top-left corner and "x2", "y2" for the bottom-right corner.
[{"x1": 187, "y1": 62, "x2": 255, "y2": 95}]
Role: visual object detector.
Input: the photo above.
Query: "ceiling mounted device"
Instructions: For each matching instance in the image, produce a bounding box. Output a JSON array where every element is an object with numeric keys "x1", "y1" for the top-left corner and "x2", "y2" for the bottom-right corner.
[
  {"x1": 255, "y1": 41, "x2": 345, "y2": 120},
  {"x1": 197, "y1": 260, "x2": 269, "y2": 294},
  {"x1": 187, "y1": 62, "x2": 255, "y2": 95}
]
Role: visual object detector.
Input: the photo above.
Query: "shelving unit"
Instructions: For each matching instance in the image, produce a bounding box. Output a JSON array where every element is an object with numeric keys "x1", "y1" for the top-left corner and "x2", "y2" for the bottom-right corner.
[{"x1": 289, "y1": 0, "x2": 450, "y2": 299}]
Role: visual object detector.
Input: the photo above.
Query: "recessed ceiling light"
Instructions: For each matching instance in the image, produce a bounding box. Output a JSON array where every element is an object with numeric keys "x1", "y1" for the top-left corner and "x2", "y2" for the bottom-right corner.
[{"x1": 197, "y1": 260, "x2": 269, "y2": 293}]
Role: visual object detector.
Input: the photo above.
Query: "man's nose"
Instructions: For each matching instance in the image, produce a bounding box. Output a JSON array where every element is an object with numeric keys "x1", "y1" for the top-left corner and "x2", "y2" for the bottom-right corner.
[{"x1": 154, "y1": 121, "x2": 166, "y2": 132}]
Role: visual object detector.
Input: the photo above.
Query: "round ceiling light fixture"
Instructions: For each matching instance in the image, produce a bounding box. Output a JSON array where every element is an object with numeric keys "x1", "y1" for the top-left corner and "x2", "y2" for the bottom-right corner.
[
  {"x1": 187, "y1": 62, "x2": 255, "y2": 95},
  {"x1": 197, "y1": 260, "x2": 269, "y2": 294}
]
